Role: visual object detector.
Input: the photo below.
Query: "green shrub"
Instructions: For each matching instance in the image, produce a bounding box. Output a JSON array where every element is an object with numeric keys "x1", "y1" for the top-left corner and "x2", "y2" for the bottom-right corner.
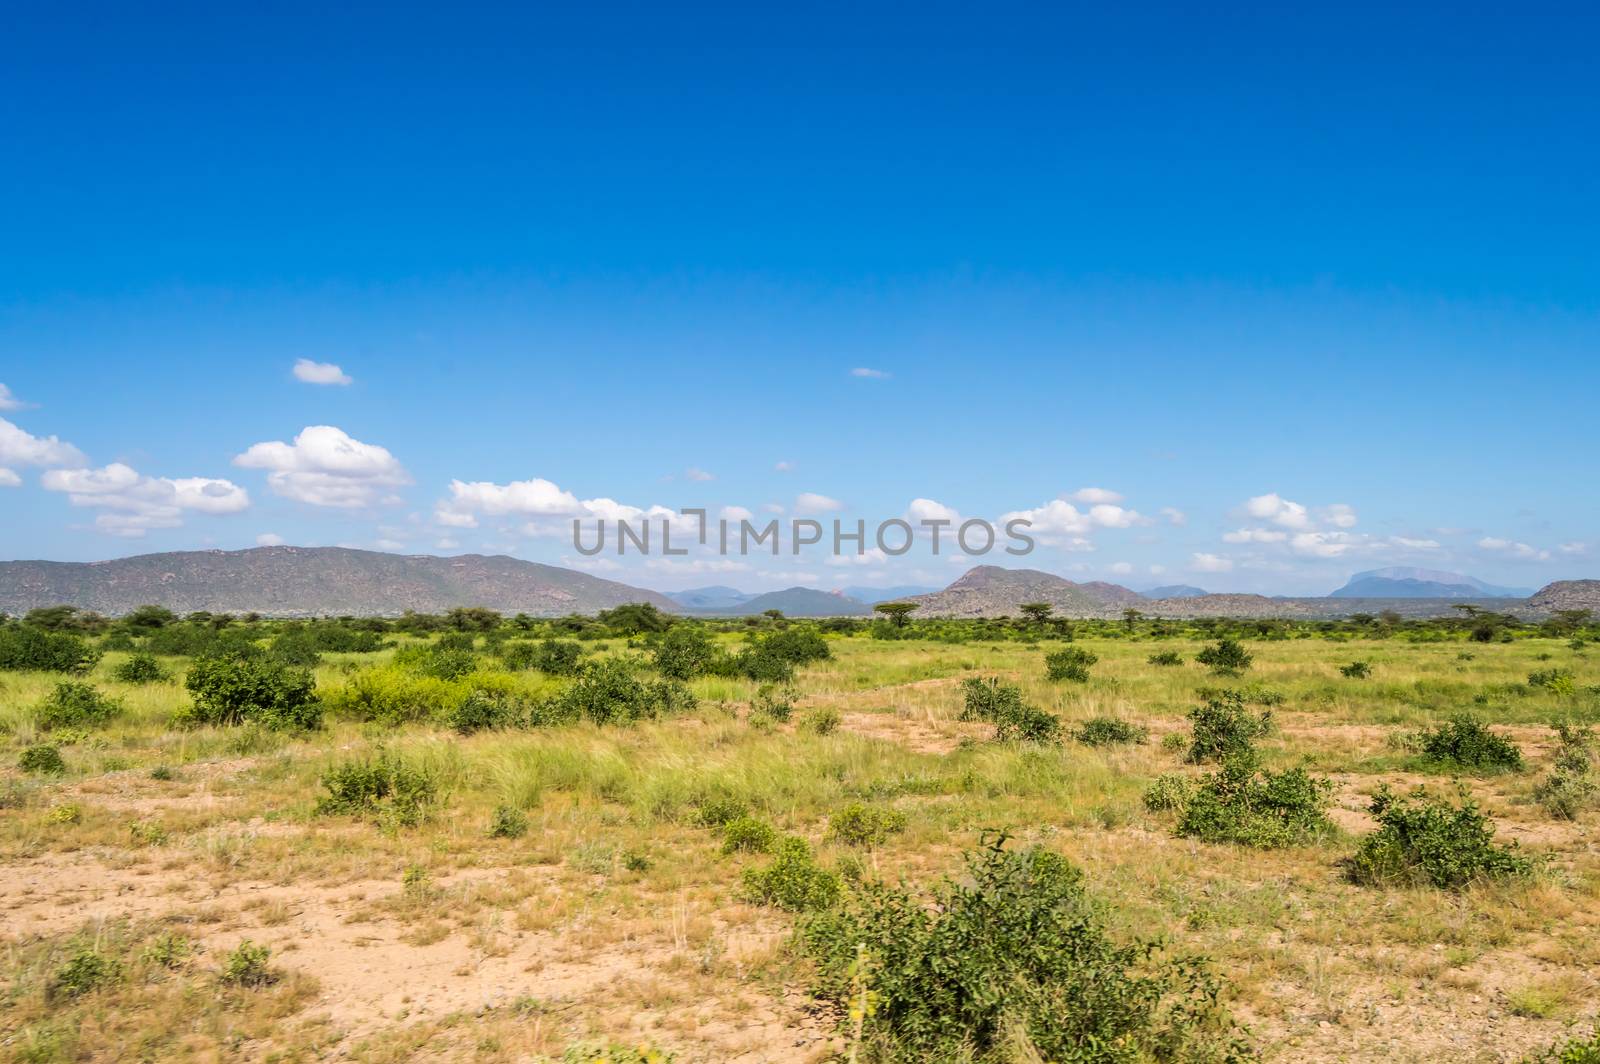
[
  {"x1": 1044, "y1": 646, "x2": 1098, "y2": 682},
  {"x1": 1186, "y1": 692, "x2": 1272, "y2": 763},
  {"x1": 49, "y1": 948, "x2": 120, "y2": 1000},
  {"x1": 799, "y1": 835, "x2": 1247, "y2": 1062},
  {"x1": 1417, "y1": 714, "x2": 1523, "y2": 772},
  {"x1": 488, "y1": 804, "x2": 529, "y2": 838},
  {"x1": 750, "y1": 684, "x2": 796, "y2": 724},
  {"x1": 447, "y1": 690, "x2": 522, "y2": 734},
  {"x1": 315, "y1": 752, "x2": 439, "y2": 828},
  {"x1": 1535, "y1": 723, "x2": 1598, "y2": 820},
  {"x1": 219, "y1": 941, "x2": 275, "y2": 987},
  {"x1": 0, "y1": 624, "x2": 100, "y2": 673},
  {"x1": 112, "y1": 652, "x2": 166, "y2": 684},
  {"x1": 799, "y1": 706, "x2": 841, "y2": 735},
  {"x1": 958, "y1": 677, "x2": 1062, "y2": 744},
  {"x1": 323, "y1": 666, "x2": 458, "y2": 726},
  {"x1": 181, "y1": 653, "x2": 321, "y2": 730},
  {"x1": 742, "y1": 835, "x2": 840, "y2": 911},
  {"x1": 402, "y1": 645, "x2": 479, "y2": 681},
  {"x1": 1174, "y1": 755, "x2": 1334, "y2": 848},
  {"x1": 1348, "y1": 785, "x2": 1532, "y2": 889},
  {"x1": 1529, "y1": 668, "x2": 1578, "y2": 696},
  {"x1": 1340, "y1": 660, "x2": 1372, "y2": 679},
  {"x1": 652, "y1": 624, "x2": 716, "y2": 680},
  {"x1": 828, "y1": 802, "x2": 908, "y2": 848},
  {"x1": 544, "y1": 658, "x2": 695, "y2": 726},
  {"x1": 1071, "y1": 715, "x2": 1148, "y2": 747},
  {"x1": 1196, "y1": 638, "x2": 1252, "y2": 676},
  {"x1": 720, "y1": 815, "x2": 778, "y2": 854},
  {"x1": 19, "y1": 744, "x2": 66, "y2": 775},
  {"x1": 35, "y1": 682, "x2": 123, "y2": 730},
  {"x1": 692, "y1": 795, "x2": 749, "y2": 828},
  {"x1": 501, "y1": 638, "x2": 584, "y2": 674},
  {"x1": 1147, "y1": 650, "x2": 1185, "y2": 666},
  {"x1": 140, "y1": 932, "x2": 192, "y2": 969},
  {"x1": 1526, "y1": 1024, "x2": 1600, "y2": 1063},
  {"x1": 1142, "y1": 773, "x2": 1194, "y2": 812},
  {"x1": 267, "y1": 631, "x2": 322, "y2": 666}
]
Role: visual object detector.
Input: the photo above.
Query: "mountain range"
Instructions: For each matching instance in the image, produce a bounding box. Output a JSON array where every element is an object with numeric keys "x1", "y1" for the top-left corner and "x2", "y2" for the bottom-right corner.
[{"x1": 1328, "y1": 567, "x2": 1533, "y2": 599}]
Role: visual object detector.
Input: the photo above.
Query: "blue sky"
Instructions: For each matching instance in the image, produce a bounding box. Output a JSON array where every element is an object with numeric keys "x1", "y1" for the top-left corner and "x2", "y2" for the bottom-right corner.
[{"x1": 2, "y1": 4, "x2": 1596, "y2": 595}]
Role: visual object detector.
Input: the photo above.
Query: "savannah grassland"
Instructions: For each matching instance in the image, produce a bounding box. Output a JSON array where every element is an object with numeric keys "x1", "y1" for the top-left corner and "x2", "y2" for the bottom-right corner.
[{"x1": 3, "y1": 617, "x2": 1600, "y2": 1063}]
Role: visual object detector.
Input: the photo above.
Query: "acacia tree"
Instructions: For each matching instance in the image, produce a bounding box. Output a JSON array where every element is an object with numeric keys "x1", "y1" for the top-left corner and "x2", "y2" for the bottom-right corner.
[
  {"x1": 874, "y1": 602, "x2": 919, "y2": 629},
  {"x1": 1019, "y1": 603, "x2": 1054, "y2": 629}
]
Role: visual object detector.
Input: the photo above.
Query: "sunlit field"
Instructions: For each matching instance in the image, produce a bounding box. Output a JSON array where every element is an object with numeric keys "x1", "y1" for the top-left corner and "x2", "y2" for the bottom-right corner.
[{"x1": 3, "y1": 609, "x2": 1599, "y2": 1062}]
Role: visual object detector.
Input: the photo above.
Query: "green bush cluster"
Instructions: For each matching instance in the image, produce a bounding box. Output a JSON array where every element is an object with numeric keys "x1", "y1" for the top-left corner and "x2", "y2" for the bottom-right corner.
[
  {"x1": 742, "y1": 836, "x2": 840, "y2": 911},
  {"x1": 720, "y1": 815, "x2": 778, "y2": 854},
  {"x1": 488, "y1": 804, "x2": 529, "y2": 838},
  {"x1": 1070, "y1": 715, "x2": 1147, "y2": 747},
  {"x1": 1147, "y1": 650, "x2": 1185, "y2": 666},
  {"x1": 1044, "y1": 646, "x2": 1098, "y2": 682},
  {"x1": 1185, "y1": 692, "x2": 1273, "y2": 763},
  {"x1": 1142, "y1": 773, "x2": 1194, "y2": 812},
  {"x1": 180, "y1": 653, "x2": 321, "y2": 730},
  {"x1": 1196, "y1": 638, "x2": 1252, "y2": 676},
  {"x1": 315, "y1": 752, "x2": 439, "y2": 828},
  {"x1": 540, "y1": 658, "x2": 695, "y2": 726},
  {"x1": 1417, "y1": 714, "x2": 1524, "y2": 772},
  {"x1": 19, "y1": 743, "x2": 66, "y2": 775},
  {"x1": 35, "y1": 681, "x2": 123, "y2": 730},
  {"x1": 501, "y1": 638, "x2": 583, "y2": 674},
  {"x1": 49, "y1": 948, "x2": 120, "y2": 1000},
  {"x1": 1535, "y1": 723, "x2": 1598, "y2": 820},
  {"x1": 220, "y1": 941, "x2": 275, "y2": 987},
  {"x1": 799, "y1": 836, "x2": 1247, "y2": 1063},
  {"x1": 0, "y1": 624, "x2": 100, "y2": 673},
  {"x1": 1173, "y1": 755, "x2": 1334, "y2": 849},
  {"x1": 958, "y1": 677, "x2": 1062, "y2": 744},
  {"x1": 1340, "y1": 660, "x2": 1372, "y2": 679},
  {"x1": 827, "y1": 802, "x2": 907, "y2": 848},
  {"x1": 1529, "y1": 668, "x2": 1578, "y2": 696},
  {"x1": 1348, "y1": 785, "x2": 1532, "y2": 889},
  {"x1": 113, "y1": 652, "x2": 167, "y2": 683}
]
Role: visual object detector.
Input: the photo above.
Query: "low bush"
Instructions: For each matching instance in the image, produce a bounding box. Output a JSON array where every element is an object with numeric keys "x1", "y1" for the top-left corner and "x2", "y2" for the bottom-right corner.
[
  {"x1": 181, "y1": 653, "x2": 321, "y2": 730},
  {"x1": 446, "y1": 689, "x2": 523, "y2": 734},
  {"x1": 1186, "y1": 692, "x2": 1273, "y2": 763},
  {"x1": 652, "y1": 624, "x2": 716, "y2": 680},
  {"x1": 502, "y1": 638, "x2": 584, "y2": 675},
  {"x1": 692, "y1": 795, "x2": 749, "y2": 828},
  {"x1": 488, "y1": 804, "x2": 528, "y2": 838},
  {"x1": 799, "y1": 835, "x2": 1247, "y2": 1062},
  {"x1": 1045, "y1": 646, "x2": 1098, "y2": 682},
  {"x1": 799, "y1": 706, "x2": 841, "y2": 735},
  {"x1": 1071, "y1": 715, "x2": 1148, "y2": 747},
  {"x1": 1148, "y1": 650, "x2": 1185, "y2": 666},
  {"x1": 542, "y1": 658, "x2": 695, "y2": 726},
  {"x1": 1348, "y1": 785, "x2": 1532, "y2": 889},
  {"x1": 1417, "y1": 714, "x2": 1524, "y2": 772},
  {"x1": 1529, "y1": 668, "x2": 1578, "y2": 696},
  {"x1": 19, "y1": 743, "x2": 66, "y2": 775},
  {"x1": 1340, "y1": 660, "x2": 1372, "y2": 679},
  {"x1": 720, "y1": 815, "x2": 778, "y2": 854},
  {"x1": 49, "y1": 948, "x2": 120, "y2": 1000},
  {"x1": 0, "y1": 624, "x2": 100, "y2": 673},
  {"x1": 1526, "y1": 1024, "x2": 1600, "y2": 1063},
  {"x1": 959, "y1": 677, "x2": 1062, "y2": 744},
  {"x1": 112, "y1": 652, "x2": 167, "y2": 684},
  {"x1": 323, "y1": 666, "x2": 459, "y2": 726},
  {"x1": 827, "y1": 802, "x2": 907, "y2": 848},
  {"x1": 35, "y1": 682, "x2": 123, "y2": 730},
  {"x1": 1535, "y1": 723, "x2": 1598, "y2": 820},
  {"x1": 315, "y1": 752, "x2": 440, "y2": 828},
  {"x1": 267, "y1": 631, "x2": 322, "y2": 666},
  {"x1": 1196, "y1": 638, "x2": 1253, "y2": 676},
  {"x1": 220, "y1": 941, "x2": 275, "y2": 987},
  {"x1": 1142, "y1": 773, "x2": 1194, "y2": 812},
  {"x1": 750, "y1": 684, "x2": 796, "y2": 724},
  {"x1": 742, "y1": 835, "x2": 840, "y2": 911},
  {"x1": 1174, "y1": 755, "x2": 1334, "y2": 848}
]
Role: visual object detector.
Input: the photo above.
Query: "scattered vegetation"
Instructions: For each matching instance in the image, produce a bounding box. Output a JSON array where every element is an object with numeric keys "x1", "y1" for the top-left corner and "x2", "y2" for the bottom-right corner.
[
  {"x1": 1416, "y1": 714, "x2": 1524, "y2": 772},
  {"x1": 1348, "y1": 785, "x2": 1533, "y2": 890}
]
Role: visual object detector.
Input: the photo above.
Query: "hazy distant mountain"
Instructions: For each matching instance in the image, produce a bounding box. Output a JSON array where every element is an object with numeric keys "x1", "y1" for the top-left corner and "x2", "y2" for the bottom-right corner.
[
  {"x1": 1528, "y1": 580, "x2": 1600, "y2": 613},
  {"x1": 1330, "y1": 567, "x2": 1533, "y2": 599},
  {"x1": 691, "y1": 587, "x2": 872, "y2": 617},
  {"x1": 1142, "y1": 584, "x2": 1209, "y2": 599},
  {"x1": 664, "y1": 585, "x2": 754, "y2": 609},
  {"x1": 903, "y1": 566, "x2": 1140, "y2": 618},
  {"x1": 0, "y1": 546, "x2": 677, "y2": 617},
  {"x1": 840, "y1": 584, "x2": 940, "y2": 604}
]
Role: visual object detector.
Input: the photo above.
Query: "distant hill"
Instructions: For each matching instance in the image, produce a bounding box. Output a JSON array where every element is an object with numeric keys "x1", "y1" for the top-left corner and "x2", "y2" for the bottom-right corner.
[
  {"x1": 0, "y1": 546, "x2": 677, "y2": 617},
  {"x1": 902, "y1": 566, "x2": 1140, "y2": 618},
  {"x1": 1330, "y1": 567, "x2": 1532, "y2": 599},
  {"x1": 691, "y1": 586, "x2": 872, "y2": 617},
  {"x1": 840, "y1": 584, "x2": 940, "y2": 604},
  {"x1": 664, "y1": 585, "x2": 754, "y2": 609},
  {"x1": 1143, "y1": 584, "x2": 1209, "y2": 599},
  {"x1": 1528, "y1": 580, "x2": 1600, "y2": 614}
]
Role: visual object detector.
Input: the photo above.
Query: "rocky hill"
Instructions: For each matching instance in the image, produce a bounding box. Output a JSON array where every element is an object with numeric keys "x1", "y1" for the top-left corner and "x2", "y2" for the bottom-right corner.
[
  {"x1": 0, "y1": 546, "x2": 677, "y2": 617},
  {"x1": 689, "y1": 587, "x2": 872, "y2": 617},
  {"x1": 1330, "y1": 567, "x2": 1532, "y2": 599},
  {"x1": 1528, "y1": 580, "x2": 1600, "y2": 614},
  {"x1": 902, "y1": 566, "x2": 1140, "y2": 618}
]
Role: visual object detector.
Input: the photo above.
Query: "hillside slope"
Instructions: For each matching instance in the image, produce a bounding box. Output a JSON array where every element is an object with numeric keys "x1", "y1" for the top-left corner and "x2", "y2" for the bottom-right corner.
[
  {"x1": 0, "y1": 546, "x2": 677, "y2": 617},
  {"x1": 903, "y1": 566, "x2": 1140, "y2": 618}
]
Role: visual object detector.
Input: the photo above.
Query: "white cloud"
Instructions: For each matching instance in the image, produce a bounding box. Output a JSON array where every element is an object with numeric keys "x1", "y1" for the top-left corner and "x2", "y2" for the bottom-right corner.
[
  {"x1": 1558, "y1": 541, "x2": 1588, "y2": 556},
  {"x1": 0, "y1": 384, "x2": 30, "y2": 411},
  {"x1": 1289, "y1": 531, "x2": 1356, "y2": 558},
  {"x1": 292, "y1": 359, "x2": 353, "y2": 386},
  {"x1": 436, "y1": 536, "x2": 460, "y2": 550},
  {"x1": 1244, "y1": 492, "x2": 1312, "y2": 529},
  {"x1": 436, "y1": 475, "x2": 693, "y2": 541},
  {"x1": 850, "y1": 367, "x2": 890, "y2": 379},
  {"x1": 796, "y1": 492, "x2": 843, "y2": 514},
  {"x1": 42, "y1": 462, "x2": 250, "y2": 537},
  {"x1": 1391, "y1": 536, "x2": 1441, "y2": 550},
  {"x1": 1223, "y1": 527, "x2": 1288, "y2": 544},
  {"x1": 685, "y1": 467, "x2": 715, "y2": 482},
  {"x1": 999, "y1": 499, "x2": 1146, "y2": 537},
  {"x1": 1191, "y1": 552, "x2": 1234, "y2": 573},
  {"x1": 375, "y1": 538, "x2": 406, "y2": 551},
  {"x1": 774, "y1": 460, "x2": 794, "y2": 472},
  {"x1": 235, "y1": 425, "x2": 410, "y2": 508},
  {"x1": 763, "y1": 502, "x2": 786, "y2": 514},
  {"x1": 906, "y1": 497, "x2": 959, "y2": 523},
  {"x1": 1109, "y1": 561, "x2": 1134, "y2": 575},
  {"x1": 1477, "y1": 536, "x2": 1550, "y2": 561},
  {"x1": 1320, "y1": 503, "x2": 1358, "y2": 528},
  {"x1": 0, "y1": 417, "x2": 85, "y2": 469},
  {"x1": 1148, "y1": 564, "x2": 1167, "y2": 575},
  {"x1": 0, "y1": 468, "x2": 19, "y2": 487},
  {"x1": 720, "y1": 505, "x2": 754, "y2": 521},
  {"x1": 1067, "y1": 487, "x2": 1124, "y2": 504},
  {"x1": 1159, "y1": 507, "x2": 1187, "y2": 526},
  {"x1": 256, "y1": 532, "x2": 285, "y2": 546}
]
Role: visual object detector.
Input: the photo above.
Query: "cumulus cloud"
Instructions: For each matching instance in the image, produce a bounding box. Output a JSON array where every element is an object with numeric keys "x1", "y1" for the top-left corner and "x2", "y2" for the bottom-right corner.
[
  {"x1": 256, "y1": 532, "x2": 285, "y2": 546},
  {"x1": 435, "y1": 475, "x2": 690, "y2": 538},
  {"x1": 1559, "y1": 541, "x2": 1588, "y2": 556},
  {"x1": 0, "y1": 468, "x2": 20, "y2": 487},
  {"x1": 796, "y1": 492, "x2": 843, "y2": 514},
  {"x1": 293, "y1": 359, "x2": 353, "y2": 385},
  {"x1": 906, "y1": 497, "x2": 959, "y2": 523},
  {"x1": 0, "y1": 417, "x2": 86, "y2": 469},
  {"x1": 1067, "y1": 487, "x2": 1124, "y2": 504},
  {"x1": 1243, "y1": 493, "x2": 1313, "y2": 529},
  {"x1": 999, "y1": 499, "x2": 1147, "y2": 537},
  {"x1": 1191, "y1": 552, "x2": 1234, "y2": 573},
  {"x1": 720, "y1": 505, "x2": 754, "y2": 521},
  {"x1": 850, "y1": 367, "x2": 890, "y2": 379},
  {"x1": 235, "y1": 425, "x2": 410, "y2": 508},
  {"x1": 1223, "y1": 527, "x2": 1288, "y2": 544},
  {"x1": 42, "y1": 462, "x2": 250, "y2": 537},
  {"x1": 1109, "y1": 561, "x2": 1134, "y2": 575},
  {"x1": 1320, "y1": 503, "x2": 1358, "y2": 528},
  {"x1": 1159, "y1": 507, "x2": 1187, "y2": 526},
  {"x1": 0, "y1": 384, "x2": 30, "y2": 411},
  {"x1": 1478, "y1": 536, "x2": 1551, "y2": 561},
  {"x1": 1289, "y1": 531, "x2": 1356, "y2": 558},
  {"x1": 1391, "y1": 536, "x2": 1441, "y2": 550}
]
